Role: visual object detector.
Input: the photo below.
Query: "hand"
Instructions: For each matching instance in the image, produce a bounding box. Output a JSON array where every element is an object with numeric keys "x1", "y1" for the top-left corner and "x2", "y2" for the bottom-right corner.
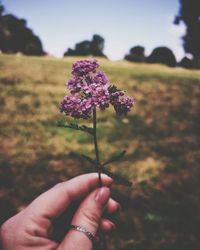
[{"x1": 0, "y1": 173, "x2": 120, "y2": 250}]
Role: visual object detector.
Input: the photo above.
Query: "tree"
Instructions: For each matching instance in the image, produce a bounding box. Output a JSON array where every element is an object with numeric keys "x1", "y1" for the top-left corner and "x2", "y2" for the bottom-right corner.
[
  {"x1": 90, "y1": 35, "x2": 105, "y2": 56},
  {"x1": 64, "y1": 34, "x2": 106, "y2": 57},
  {"x1": 0, "y1": 3, "x2": 4, "y2": 16},
  {"x1": 174, "y1": 0, "x2": 200, "y2": 68},
  {"x1": 63, "y1": 48, "x2": 76, "y2": 56},
  {"x1": 75, "y1": 40, "x2": 91, "y2": 56},
  {"x1": 146, "y1": 47, "x2": 176, "y2": 67},
  {"x1": 179, "y1": 56, "x2": 193, "y2": 69},
  {"x1": 64, "y1": 40, "x2": 91, "y2": 56},
  {"x1": 124, "y1": 46, "x2": 146, "y2": 62},
  {"x1": 0, "y1": 3, "x2": 45, "y2": 55}
]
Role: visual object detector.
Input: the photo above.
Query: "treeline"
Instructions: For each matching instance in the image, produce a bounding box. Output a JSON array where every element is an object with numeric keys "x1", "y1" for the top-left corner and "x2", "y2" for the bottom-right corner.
[
  {"x1": 0, "y1": 1, "x2": 199, "y2": 69},
  {"x1": 124, "y1": 46, "x2": 193, "y2": 69},
  {"x1": 174, "y1": 0, "x2": 200, "y2": 69},
  {"x1": 63, "y1": 37, "x2": 194, "y2": 69},
  {"x1": 64, "y1": 34, "x2": 106, "y2": 58},
  {"x1": 0, "y1": 4, "x2": 45, "y2": 55},
  {"x1": 124, "y1": 46, "x2": 177, "y2": 67}
]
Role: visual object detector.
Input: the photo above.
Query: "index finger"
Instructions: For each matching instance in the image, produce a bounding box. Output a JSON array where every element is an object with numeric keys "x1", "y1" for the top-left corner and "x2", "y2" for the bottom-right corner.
[{"x1": 28, "y1": 173, "x2": 113, "y2": 219}]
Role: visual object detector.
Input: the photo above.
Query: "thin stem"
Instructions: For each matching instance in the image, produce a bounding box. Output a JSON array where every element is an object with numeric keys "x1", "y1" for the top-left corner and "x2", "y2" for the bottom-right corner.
[{"x1": 93, "y1": 107, "x2": 102, "y2": 186}]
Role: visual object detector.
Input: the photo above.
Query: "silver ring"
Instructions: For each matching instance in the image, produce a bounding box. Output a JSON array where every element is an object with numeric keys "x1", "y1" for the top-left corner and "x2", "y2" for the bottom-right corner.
[{"x1": 70, "y1": 225, "x2": 96, "y2": 244}]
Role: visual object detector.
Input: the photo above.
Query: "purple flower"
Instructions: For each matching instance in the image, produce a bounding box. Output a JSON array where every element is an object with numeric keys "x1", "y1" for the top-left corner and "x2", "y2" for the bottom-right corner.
[
  {"x1": 67, "y1": 77, "x2": 88, "y2": 95},
  {"x1": 60, "y1": 59, "x2": 134, "y2": 119},
  {"x1": 60, "y1": 96, "x2": 92, "y2": 119},
  {"x1": 88, "y1": 83, "x2": 110, "y2": 110},
  {"x1": 110, "y1": 90, "x2": 125, "y2": 103},
  {"x1": 72, "y1": 59, "x2": 99, "y2": 76},
  {"x1": 79, "y1": 98, "x2": 93, "y2": 119},
  {"x1": 93, "y1": 70, "x2": 109, "y2": 86},
  {"x1": 112, "y1": 95, "x2": 134, "y2": 116}
]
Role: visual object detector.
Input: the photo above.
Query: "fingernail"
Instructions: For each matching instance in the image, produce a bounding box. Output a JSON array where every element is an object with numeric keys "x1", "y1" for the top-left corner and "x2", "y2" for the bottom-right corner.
[
  {"x1": 117, "y1": 203, "x2": 122, "y2": 211},
  {"x1": 110, "y1": 222, "x2": 116, "y2": 230},
  {"x1": 101, "y1": 174, "x2": 113, "y2": 184},
  {"x1": 94, "y1": 187, "x2": 110, "y2": 206}
]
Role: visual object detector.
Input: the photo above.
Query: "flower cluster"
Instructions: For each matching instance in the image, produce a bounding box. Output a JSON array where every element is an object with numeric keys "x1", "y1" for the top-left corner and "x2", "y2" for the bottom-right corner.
[
  {"x1": 72, "y1": 59, "x2": 99, "y2": 76},
  {"x1": 60, "y1": 59, "x2": 134, "y2": 119},
  {"x1": 112, "y1": 95, "x2": 134, "y2": 116},
  {"x1": 60, "y1": 96, "x2": 93, "y2": 119}
]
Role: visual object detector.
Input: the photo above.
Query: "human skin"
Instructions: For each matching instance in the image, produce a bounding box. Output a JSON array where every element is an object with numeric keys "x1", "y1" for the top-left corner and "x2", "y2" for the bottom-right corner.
[{"x1": 0, "y1": 173, "x2": 120, "y2": 250}]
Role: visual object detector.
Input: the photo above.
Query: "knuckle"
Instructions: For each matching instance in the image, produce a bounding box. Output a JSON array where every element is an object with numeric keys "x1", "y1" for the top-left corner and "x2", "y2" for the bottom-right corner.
[
  {"x1": 23, "y1": 223, "x2": 39, "y2": 236},
  {"x1": 0, "y1": 218, "x2": 16, "y2": 246},
  {"x1": 54, "y1": 182, "x2": 64, "y2": 189},
  {"x1": 0, "y1": 221, "x2": 9, "y2": 238},
  {"x1": 81, "y1": 208, "x2": 100, "y2": 230}
]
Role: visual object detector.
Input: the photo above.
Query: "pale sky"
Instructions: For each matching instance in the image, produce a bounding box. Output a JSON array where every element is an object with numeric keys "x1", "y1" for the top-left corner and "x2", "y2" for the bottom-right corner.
[{"x1": 2, "y1": 0, "x2": 186, "y2": 61}]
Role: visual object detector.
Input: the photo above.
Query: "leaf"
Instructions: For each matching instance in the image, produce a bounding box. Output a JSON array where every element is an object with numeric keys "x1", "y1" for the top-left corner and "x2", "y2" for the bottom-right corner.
[
  {"x1": 81, "y1": 154, "x2": 96, "y2": 165},
  {"x1": 108, "y1": 85, "x2": 120, "y2": 93},
  {"x1": 101, "y1": 166, "x2": 132, "y2": 187},
  {"x1": 56, "y1": 120, "x2": 65, "y2": 126},
  {"x1": 102, "y1": 150, "x2": 126, "y2": 166},
  {"x1": 79, "y1": 125, "x2": 94, "y2": 135},
  {"x1": 57, "y1": 121, "x2": 94, "y2": 135}
]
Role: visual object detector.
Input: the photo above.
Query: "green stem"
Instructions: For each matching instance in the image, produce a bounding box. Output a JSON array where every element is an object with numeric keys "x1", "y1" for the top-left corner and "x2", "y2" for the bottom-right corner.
[{"x1": 93, "y1": 108, "x2": 102, "y2": 186}]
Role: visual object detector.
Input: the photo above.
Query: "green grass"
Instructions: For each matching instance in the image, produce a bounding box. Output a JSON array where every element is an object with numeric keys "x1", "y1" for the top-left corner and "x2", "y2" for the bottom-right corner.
[{"x1": 1, "y1": 54, "x2": 200, "y2": 249}]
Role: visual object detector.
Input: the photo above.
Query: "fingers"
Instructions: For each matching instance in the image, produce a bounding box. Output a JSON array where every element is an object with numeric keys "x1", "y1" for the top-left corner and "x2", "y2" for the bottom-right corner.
[
  {"x1": 106, "y1": 198, "x2": 121, "y2": 214},
  {"x1": 28, "y1": 173, "x2": 113, "y2": 219},
  {"x1": 58, "y1": 187, "x2": 110, "y2": 250},
  {"x1": 99, "y1": 218, "x2": 115, "y2": 232},
  {"x1": 98, "y1": 199, "x2": 120, "y2": 232}
]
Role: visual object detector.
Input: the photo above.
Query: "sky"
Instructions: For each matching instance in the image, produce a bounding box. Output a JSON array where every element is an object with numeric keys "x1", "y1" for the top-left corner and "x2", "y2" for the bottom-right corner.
[{"x1": 2, "y1": 0, "x2": 186, "y2": 61}]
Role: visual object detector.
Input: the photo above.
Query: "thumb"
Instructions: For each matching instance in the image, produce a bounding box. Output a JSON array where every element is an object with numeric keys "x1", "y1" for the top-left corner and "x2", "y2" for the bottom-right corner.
[{"x1": 58, "y1": 187, "x2": 110, "y2": 250}]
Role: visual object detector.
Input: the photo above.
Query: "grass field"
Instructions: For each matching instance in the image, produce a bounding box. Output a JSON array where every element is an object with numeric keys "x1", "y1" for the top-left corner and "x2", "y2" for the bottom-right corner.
[{"x1": 0, "y1": 54, "x2": 200, "y2": 249}]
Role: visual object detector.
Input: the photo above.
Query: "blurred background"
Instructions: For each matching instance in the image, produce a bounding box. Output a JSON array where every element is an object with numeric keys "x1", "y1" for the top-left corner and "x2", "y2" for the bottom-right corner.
[{"x1": 0, "y1": 0, "x2": 200, "y2": 249}]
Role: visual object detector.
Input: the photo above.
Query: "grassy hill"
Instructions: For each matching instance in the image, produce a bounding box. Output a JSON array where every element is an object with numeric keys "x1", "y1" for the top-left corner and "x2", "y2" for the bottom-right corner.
[{"x1": 0, "y1": 54, "x2": 200, "y2": 249}]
